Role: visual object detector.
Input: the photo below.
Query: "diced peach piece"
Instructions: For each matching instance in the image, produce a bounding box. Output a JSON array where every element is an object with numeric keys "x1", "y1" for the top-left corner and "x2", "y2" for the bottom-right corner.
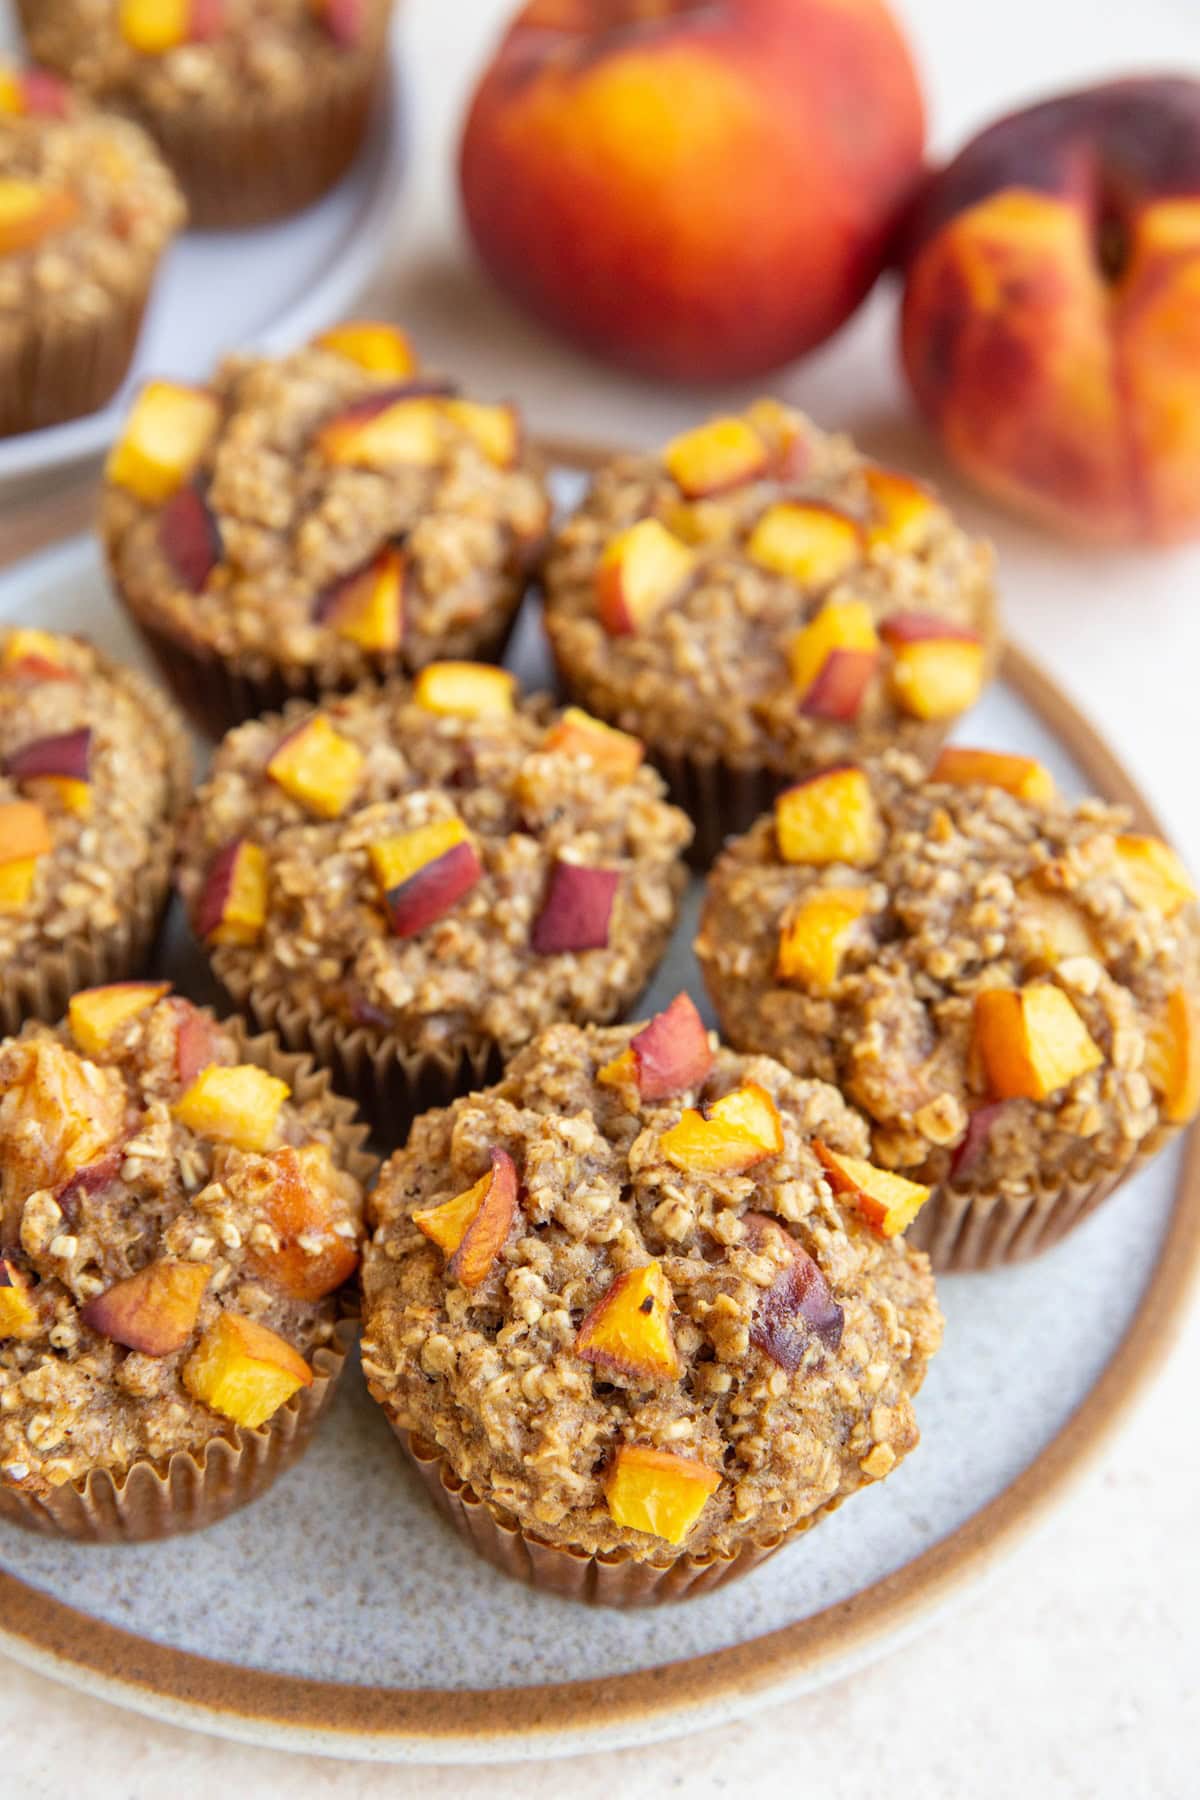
[
  {"x1": 412, "y1": 1147, "x2": 519, "y2": 1288},
  {"x1": 0, "y1": 177, "x2": 79, "y2": 255},
  {"x1": 443, "y1": 399, "x2": 521, "y2": 468},
  {"x1": 1146, "y1": 989, "x2": 1200, "y2": 1125},
  {"x1": 932, "y1": 746, "x2": 1057, "y2": 805},
  {"x1": 7, "y1": 727, "x2": 92, "y2": 818},
  {"x1": 412, "y1": 661, "x2": 516, "y2": 719},
  {"x1": 864, "y1": 466, "x2": 940, "y2": 551},
  {"x1": 173, "y1": 1064, "x2": 290, "y2": 1153},
  {"x1": 171, "y1": 998, "x2": 222, "y2": 1089},
  {"x1": 0, "y1": 800, "x2": 52, "y2": 864},
  {"x1": 266, "y1": 714, "x2": 364, "y2": 819},
  {"x1": 106, "y1": 381, "x2": 220, "y2": 505},
  {"x1": 182, "y1": 1311, "x2": 312, "y2": 1430},
  {"x1": 948, "y1": 1101, "x2": 1009, "y2": 1181},
  {"x1": 603, "y1": 1444, "x2": 721, "y2": 1545},
  {"x1": 369, "y1": 817, "x2": 482, "y2": 938},
  {"x1": 1015, "y1": 879, "x2": 1097, "y2": 963},
  {"x1": 543, "y1": 708, "x2": 644, "y2": 782},
  {"x1": 774, "y1": 768, "x2": 883, "y2": 868},
  {"x1": 776, "y1": 886, "x2": 871, "y2": 992},
  {"x1": 0, "y1": 1260, "x2": 38, "y2": 1341},
  {"x1": 787, "y1": 599, "x2": 880, "y2": 720},
  {"x1": 315, "y1": 544, "x2": 405, "y2": 653},
  {"x1": 747, "y1": 502, "x2": 864, "y2": 587},
  {"x1": 744, "y1": 1212, "x2": 843, "y2": 1366},
  {"x1": 595, "y1": 518, "x2": 695, "y2": 635},
  {"x1": 245, "y1": 1143, "x2": 360, "y2": 1302},
  {"x1": 195, "y1": 838, "x2": 269, "y2": 947},
  {"x1": 159, "y1": 483, "x2": 222, "y2": 592},
  {"x1": 530, "y1": 860, "x2": 620, "y2": 954},
  {"x1": 662, "y1": 417, "x2": 768, "y2": 497},
  {"x1": 0, "y1": 856, "x2": 39, "y2": 913},
  {"x1": 68, "y1": 982, "x2": 170, "y2": 1057},
  {"x1": 81, "y1": 1259, "x2": 210, "y2": 1356},
  {"x1": 974, "y1": 983, "x2": 1103, "y2": 1101},
  {"x1": 314, "y1": 320, "x2": 416, "y2": 376},
  {"x1": 2, "y1": 629, "x2": 75, "y2": 681},
  {"x1": 119, "y1": 0, "x2": 189, "y2": 52},
  {"x1": 1113, "y1": 834, "x2": 1196, "y2": 918},
  {"x1": 1, "y1": 1039, "x2": 127, "y2": 1206},
  {"x1": 316, "y1": 0, "x2": 365, "y2": 47},
  {"x1": 598, "y1": 994, "x2": 714, "y2": 1102},
  {"x1": 575, "y1": 1260, "x2": 680, "y2": 1383},
  {"x1": 814, "y1": 1142, "x2": 931, "y2": 1237},
  {"x1": 17, "y1": 69, "x2": 72, "y2": 118},
  {"x1": 746, "y1": 398, "x2": 811, "y2": 478},
  {"x1": 881, "y1": 612, "x2": 985, "y2": 720},
  {"x1": 315, "y1": 392, "x2": 444, "y2": 468},
  {"x1": 660, "y1": 1081, "x2": 783, "y2": 1174}
]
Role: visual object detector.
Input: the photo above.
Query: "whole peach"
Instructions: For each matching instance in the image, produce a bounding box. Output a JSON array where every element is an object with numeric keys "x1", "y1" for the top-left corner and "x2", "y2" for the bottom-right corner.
[
  {"x1": 901, "y1": 78, "x2": 1200, "y2": 545},
  {"x1": 459, "y1": 0, "x2": 925, "y2": 382}
]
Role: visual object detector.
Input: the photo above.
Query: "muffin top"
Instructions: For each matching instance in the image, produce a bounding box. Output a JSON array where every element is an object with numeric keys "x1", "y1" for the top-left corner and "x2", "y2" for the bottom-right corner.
[
  {"x1": 18, "y1": 1, "x2": 393, "y2": 119},
  {"x1": 0, "y1": 63, "x2": 183, "y2": 318},
  {"x1": 175, "y1": 673, "x2": 692, "y2": 1057},
  {"x1": 361, "y1": 1004, "x2": 941, "y2": 1563},
  {"x1": 0, "y1": 628, "x2": 190, "y2": 965},
  {"x1": 542, "y1": 401, "x2": 997, "y2": 772},
  {"x1": 99, "y1": 330, "x2": 551, "y2": 680},
  {"x1": 696, "y1": 748, "x2": 1200, "y2": 1196},
  {"x1": 0, "y1": 988, "x2": 368, "y2": 1494}
]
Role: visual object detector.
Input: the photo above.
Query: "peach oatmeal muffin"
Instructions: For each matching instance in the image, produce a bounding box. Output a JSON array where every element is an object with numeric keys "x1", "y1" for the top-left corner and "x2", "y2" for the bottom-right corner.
[
  {"x1": 100, "y1": 324, "x2": 551, "y2": 732},
  {"x1": 0, "y1": 61, "x2": 183, "y2": 436},
  {"x1": 0, "y1": 985, "x2": 371, "y2": 1541},
  {"x1": 175, "y1": 670, "x2": 692, "y2": 1121},
  {"x1": 361, "y1": 996, "x2": 942, "y2": 1605},
  {"x1": 542, "y1": 401, "x2": 998, "y2": 863},
  {"x1": 0, "y1": 626, "x2": 192, "y2": 1036},
  {"x1": 696, "y1": 747, "x2": 1200, "y2": 1268},
  {"x1": 16, "y1": 0, "x2": 395, "y2": 228}
]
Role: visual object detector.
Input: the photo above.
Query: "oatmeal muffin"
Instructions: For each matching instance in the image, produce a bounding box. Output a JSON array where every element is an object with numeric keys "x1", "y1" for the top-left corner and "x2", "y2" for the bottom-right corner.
[
  {"x1": 0, "y1": 626, "x2": 192, "y2": 1036},
  {"x1": 16, "y1": 0, "x2": 395, "y2": 228},
  {"x1": 361, "y1": 998, "x2": 942, "y2": 1605},
  {"x1": 175, "y1": 671, "x2": 692, "y2": 1122},
  {"x1": 0, "y1": 986, "x2": 372, "y2": 1541},
  {"x1": 543, "y1": 401, "x2": 999, "y2": 864},
  {"x1": 100, "y1": 326, "x2": 552, "y2": 733},
  {"x1": 696, "y1": 747, "x2": 1200, "y2": 1268},
  {"x1": 0, "y1": 61, "x2": 183, "y2": 436}
]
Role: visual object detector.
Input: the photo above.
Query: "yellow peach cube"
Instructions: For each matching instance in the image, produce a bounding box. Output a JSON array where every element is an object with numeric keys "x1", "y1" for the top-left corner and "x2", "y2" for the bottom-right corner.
[
  {"x1": 776, "y1": 886, "x2": 872, "y2": 991},
  {"x1": 182, "y1": 1312, "x2": 313, "y2": 1430},
  {"x1": 412, "y1": 662, "x2": 516, "y2": 719},
  {"x1": 604, "y1": 1444, "x2": 720, "y2": 1545},
  {"x1": 747, "y1": 502, "x2": 864, "y2": 587},
  {"x1": 266, "y1": 716, "x2": 364, "y2": 819},
  {"x1": 774, "y1": 768, "x2": 883, "y2": 868},
  {"x1": 974, "y1": 983, "x2": 1103, "y2": 1101},
  {"x1": 173, "y1": 1064, "x2": 290, "y2": 1153}
]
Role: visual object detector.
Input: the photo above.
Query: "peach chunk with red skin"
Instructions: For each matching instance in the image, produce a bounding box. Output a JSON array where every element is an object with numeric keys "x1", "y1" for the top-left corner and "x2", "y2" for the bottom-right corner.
[
  {"x1": 195, "y1": 838, "x2": 268, "y2": 947},
  {"x1": 660, "y1": 1081, "x2": 784, "y2": 1175},
  {"x1": 531, "y1": 860, "x2": 619, "y2": 954},
  {"x1": 542, "y1": 709, "x2": 644, "y2": 782},
  {"x1": 171, "y1": 998, "x2": 223, "y2": 1089},
  {"x1": 412, "y1": 1148, "x2": 519, "y2": 1289},
  {"x1": 598, "y1": 994, "x2": 714, "y2": 1102},
  {"x1": 0, "y1": 1259, "x2": 38, "y2": 1340},
  {"x1": 663, "y1": 418, "x2": 769, "y2": 497},
  {"x1": 81, "y1": 1259, "x2": 211, "y2": 1356},
  {"x1": 881, "y1": 611, "x2": 986, "y2": 720},
  {"x1": 413, "y1": 661, "x2": 516, "y2": 719},
  {"x1": 0, "y1": 68, "x2": 72, "y2": 120},
  {"x1": 596, "y1": 518, "x2": 695, "y2": 636},
  {"x1": 974, "y1": 983, "x2": 1103, "y2": 1101},
  {"x1": 932, "y1": 746, "x2": 1057, "y2": 805},
  {"x1": 0, "y1": 1039, "x2": 127, "y2": 1234},
  {"x1": 182, "y1": 1312, "x2": 313, "y2": 1431},
  {"x1": 67, "y1": 982, "x2": 170, "y2": 1058},
  {"x1": 266, "y1": 715, "x2": 364, "y2": 819},
  {"x1": 106, "y1": 380, "x2": 220, "y2": 505},
  {"x1": 159, "y1": 483, "x2": 222, "y2": 593},
  {"x1": 604, "y1": 1445, "x2": 721, "y2": 1546},
  {"x1": 119, "y1": 0, "x2": 223, "y2": 54},
  {"x1": 744, "y1": 1213, "x2": 843, "y2": 1369},
  {"x1": 0, "y1": 177, "x2": 79, "y2": 256},
  {"x1": 314, "y1": 320, "x2": 416, "y2": 377},
  {"x1": 315, "y1": 544, "x2": 405, "y2": 653},
  {"x1": 316, "y1": 0, "x2": 367, "y2": 48},
  {"x1": 6, "y1": 727, "x2": 92, "y2": 817},
  {"x1": 575, "y1": 1260, "x2": 680, "y2": 1383},
  {"x1": 775, "y1": 767, "x2": 883, "y2": 869},
  {"x1": 370, "y1": 818, "x2": 483, "y2": 939},
  {"x1": 814, "y1": 1143, "x2": 931, "y2": 1238},
  {"x1": 787, "y1": 599, "x2": 880, "y2": 721},
  {"x1": 863, "y1": 466, "x2": 940, "y2": 551},
  {"x1": 1, "y1": 629, "x2": 77, "y2": 683},
  {"x1": 314, "y1": 386, "x2": 452, "y2": 468},
  {"x1": 243, "y1": 1143, "x2": 360, "y2": 1302}
]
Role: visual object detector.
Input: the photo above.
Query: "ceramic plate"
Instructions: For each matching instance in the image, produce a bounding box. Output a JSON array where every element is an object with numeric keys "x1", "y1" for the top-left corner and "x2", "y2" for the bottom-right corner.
[
  {"x1": 0, "y1": 471, "x2": 1195, "y2": 1764},
  {"x1": 0, "y1": 2, "x2": 407, "y2": 489}
]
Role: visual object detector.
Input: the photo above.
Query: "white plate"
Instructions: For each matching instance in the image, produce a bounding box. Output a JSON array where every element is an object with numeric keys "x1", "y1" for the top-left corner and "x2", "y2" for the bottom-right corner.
[
  {"x1": 0, "y1": 1, "x2": 407, "y2": 488},
  {"x1": 0, "y1": 494, "x2": 1194, "y2": 1763}
]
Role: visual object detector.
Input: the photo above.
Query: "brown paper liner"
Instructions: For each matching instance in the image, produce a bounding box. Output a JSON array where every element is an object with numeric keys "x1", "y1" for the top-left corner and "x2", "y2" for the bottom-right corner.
[
  {"x1": 0, "y1": 1022, "x2": 374, "y2": 1543},
  {"x1": 390, "y1": 1426, "x2": 846, "y2": 1608},
  {"x1": 0, "y1": 283, "x2": 150, "y2": 439},
  {"x1": 0, "y1": 657, "x2": 194, "y2": 1038}
]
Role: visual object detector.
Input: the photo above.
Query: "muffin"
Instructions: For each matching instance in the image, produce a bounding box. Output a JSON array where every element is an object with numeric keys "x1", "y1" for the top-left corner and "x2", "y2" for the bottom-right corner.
[
  {"x1": 542, "y1": 401, "x2": 999, "y2": 864},
  {"x1": 0, "y1": 987, "x2": 372, "y2": 1541},
  {"x1": 174, "y1": 672, "x2": 692, "y2": 1123},
  {"x1": 99, "y1": 326, "x2": 552, "y2": 733},
  {"x1": 0, "y1": 60, "x2": 184, "y2": 437},
  {"x1": 16, "y1": 0, "x2": 395, "y2": 229},
  {"x1": 360, "y1": 998, "x2": 942, "y2": 1606},
  {"x1": 696, "y1": 747, "x2": 1200, "y2": 1269},
  {"x1": 0, "y1": 627, "x2": 192, "y2": 1036}
]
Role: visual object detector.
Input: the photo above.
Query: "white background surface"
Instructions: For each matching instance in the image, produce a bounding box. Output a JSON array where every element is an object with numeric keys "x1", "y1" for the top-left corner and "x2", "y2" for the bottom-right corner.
[{"x1": 3, "y1": 0, "x2": 1200, "y2": 1792}]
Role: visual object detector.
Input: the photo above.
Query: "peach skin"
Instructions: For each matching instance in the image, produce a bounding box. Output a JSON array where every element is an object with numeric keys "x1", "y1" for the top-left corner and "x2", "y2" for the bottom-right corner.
[
  {"x1": 901, "y1": 77, "x2": 1200, "y2": 544},
  {"x1": 460, "y1": 0, "x2": 925, "y2": 381}
]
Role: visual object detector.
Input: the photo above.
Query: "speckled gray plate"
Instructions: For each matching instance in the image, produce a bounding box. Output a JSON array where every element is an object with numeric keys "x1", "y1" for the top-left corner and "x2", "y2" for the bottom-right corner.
[{"x1": 0, "y1": 478, "x2": 1196, "y2": 1764}]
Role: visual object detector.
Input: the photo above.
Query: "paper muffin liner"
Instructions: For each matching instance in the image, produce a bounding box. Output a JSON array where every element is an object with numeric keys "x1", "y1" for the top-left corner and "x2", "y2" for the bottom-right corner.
[
  {"x1": 0, "y1": 657, "x2": 194, "y2": 1038},
  {"x1": 0, "y1": 1022, "x2": 374, "y2": 1543},
  {"x1": 906, "y1": 1124, "x2": 1178, "y2": 1271},
  {"x1": 0, "y1": 281, "x2": 150, "y2": 439},
  {"x1": 388, "y1": 1425, "x2": 847, "y2": 1608}
]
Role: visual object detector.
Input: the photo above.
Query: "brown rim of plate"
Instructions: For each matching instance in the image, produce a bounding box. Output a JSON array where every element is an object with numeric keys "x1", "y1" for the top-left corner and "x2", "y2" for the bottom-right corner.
[{"x1": 0, "y1": 446, "x2": 1196, "y2": 1758}]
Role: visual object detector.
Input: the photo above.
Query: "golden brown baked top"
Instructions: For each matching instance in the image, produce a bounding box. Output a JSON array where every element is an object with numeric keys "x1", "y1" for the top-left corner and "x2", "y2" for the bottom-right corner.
[
  {"x1": 542, "y1": 401, "x2": 997, "y2": 771},
  {"x1": 697, "y1": 748, "x2": 1200, "y2": 1194},
  {"x1": 175, "y1": 677, "x2": 692, "y2": 1056},
  {"x1": 0, "y1": 989, "x2": 366, "y2": 1493},
  {"x1": 361, "y1": 1006, "x2": 941, "y2": 1563}
]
